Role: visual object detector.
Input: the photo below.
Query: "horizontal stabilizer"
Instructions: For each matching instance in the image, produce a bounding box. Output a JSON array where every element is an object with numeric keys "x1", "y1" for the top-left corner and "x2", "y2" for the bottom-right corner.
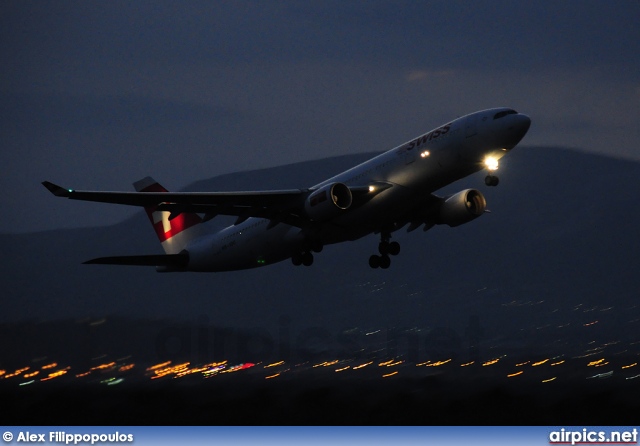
[{"x1": 83, "y1": 253, "x2": 189, "y2": 268}]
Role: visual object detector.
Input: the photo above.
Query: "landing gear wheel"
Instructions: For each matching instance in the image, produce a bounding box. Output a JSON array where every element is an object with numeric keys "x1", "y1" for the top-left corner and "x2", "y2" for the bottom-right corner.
[
  {"x1": 371, "y1": 232, "x2": 398, "y2": 268},
  {"x1": 291, "y1": 254, "x2": 302, "y2": 266},
  {"x1": 302, "y1": 251, "x2": 314, "y2": 266},
  {"x1": 485, "y1": 175, "x2": 499, "y2": 187},
  {"x1": 388, "y1": 241, "x2": 400, "y2": 256}
]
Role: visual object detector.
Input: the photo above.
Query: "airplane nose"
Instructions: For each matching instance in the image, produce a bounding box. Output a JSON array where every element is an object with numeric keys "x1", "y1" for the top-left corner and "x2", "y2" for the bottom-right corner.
[
  {"x1": 517, "y1": 114, "x2": 531, "y2": 132},
  {"x1": 503, "y1": 113, "x2": 531, "y2": 149}
]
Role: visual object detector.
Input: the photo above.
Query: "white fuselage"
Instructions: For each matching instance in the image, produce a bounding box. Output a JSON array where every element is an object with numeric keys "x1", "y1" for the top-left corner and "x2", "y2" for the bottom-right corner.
[{"x1": 185, "y1": 108, "x2": 530, "y2": 271}]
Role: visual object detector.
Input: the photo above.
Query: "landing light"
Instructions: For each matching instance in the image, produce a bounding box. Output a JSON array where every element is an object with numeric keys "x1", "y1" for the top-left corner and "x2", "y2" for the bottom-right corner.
[
  {"x1": 484, "y1": 157, "x2": 499, "y2": 171},
  {"x1": 420, "y1": 151, "x2": 430, "y2": 158},
  {"x1": 368, "y1": 186, "x2": 375, "y2": 193}
]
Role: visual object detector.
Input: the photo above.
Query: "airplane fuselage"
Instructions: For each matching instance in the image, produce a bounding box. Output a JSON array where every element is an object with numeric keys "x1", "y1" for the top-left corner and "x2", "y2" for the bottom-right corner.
[{"x1": 185, "y1": 108, "x2": 530, "y2": 271}]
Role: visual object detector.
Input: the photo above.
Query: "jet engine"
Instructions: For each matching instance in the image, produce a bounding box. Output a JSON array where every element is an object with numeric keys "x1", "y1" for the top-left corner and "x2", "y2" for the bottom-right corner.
[
  {"x1": 304, "y1": 182, "x2": 352, "y2": 221},
  {"x1": 436, "y1": 189, "x2": 486, "y2": 227}
]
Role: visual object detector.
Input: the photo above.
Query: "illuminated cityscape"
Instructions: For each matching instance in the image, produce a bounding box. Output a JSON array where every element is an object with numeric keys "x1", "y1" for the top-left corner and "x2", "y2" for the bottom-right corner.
[{"x1": 2, "y1": 295, "x2": 639, "y2": 424}]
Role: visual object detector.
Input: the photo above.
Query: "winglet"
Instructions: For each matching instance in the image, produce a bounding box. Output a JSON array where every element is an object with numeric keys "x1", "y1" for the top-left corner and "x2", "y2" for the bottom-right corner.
[{"x1": 42, "y1": 181, "x2": 71, "y2": 197}]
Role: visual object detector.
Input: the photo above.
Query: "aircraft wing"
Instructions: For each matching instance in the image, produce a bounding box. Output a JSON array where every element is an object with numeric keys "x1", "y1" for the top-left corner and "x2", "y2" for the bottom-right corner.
[{"x1": 42, "y1": 181, "x2": 376, "y2": 227}]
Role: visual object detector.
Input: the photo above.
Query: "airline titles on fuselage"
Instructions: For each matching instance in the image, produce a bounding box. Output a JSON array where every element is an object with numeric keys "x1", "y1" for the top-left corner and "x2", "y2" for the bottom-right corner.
[
  {"x1": 338, "y1": 124, "x2": 454, "y2": 187},
  {"x1": 400, "y1": 123, "x2": 452, "y2": 153}
]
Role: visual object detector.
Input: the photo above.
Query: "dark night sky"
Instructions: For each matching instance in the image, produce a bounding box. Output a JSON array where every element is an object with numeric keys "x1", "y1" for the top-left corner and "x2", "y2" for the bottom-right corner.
[{"x1": 2, "y1": 0, "x2": 639, "y2": 233}]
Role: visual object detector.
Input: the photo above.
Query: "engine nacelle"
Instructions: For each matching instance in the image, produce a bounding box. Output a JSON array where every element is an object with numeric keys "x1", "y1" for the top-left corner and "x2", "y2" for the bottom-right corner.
[
  {"x1": 304, "y1": 182, "x2": 352, "y2": 221},
  {"x1": 437, "y1": 189, "x2": 486, "y2": 227}
]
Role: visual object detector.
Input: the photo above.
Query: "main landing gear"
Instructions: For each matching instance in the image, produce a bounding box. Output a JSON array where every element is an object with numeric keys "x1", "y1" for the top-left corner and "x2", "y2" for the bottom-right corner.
[
  {"x1": 369, "y1": 233, "x2": 400, "y2": 269},
  {"x1": 291, "y1": 241, "x2": 323, "y2": 267},
  {"x1": 291, "y1": 251, "x2": 314, "y2": 266}
]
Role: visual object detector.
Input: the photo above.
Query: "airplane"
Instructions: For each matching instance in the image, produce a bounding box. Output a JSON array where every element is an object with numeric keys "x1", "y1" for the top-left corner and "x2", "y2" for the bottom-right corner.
[{"x1": 42, "y1": 107, "x2": 531, "y2": 272}]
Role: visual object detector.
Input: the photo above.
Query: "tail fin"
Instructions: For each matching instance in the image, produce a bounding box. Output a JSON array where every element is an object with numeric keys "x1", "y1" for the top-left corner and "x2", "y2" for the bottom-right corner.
[{"x1": 133, "y1": 177, "x2": 203, "y2": 254}]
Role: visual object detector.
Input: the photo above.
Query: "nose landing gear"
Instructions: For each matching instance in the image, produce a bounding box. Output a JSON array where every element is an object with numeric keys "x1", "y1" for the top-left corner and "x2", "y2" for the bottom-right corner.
[
  {"x1": 369, "y1": 233, "x2": 400, "y2": 269},
  {"x1": 485, "y1": 175, "x2": 499, "y2": 187},
  {"x1": 483, "y1": 156, "x2": 500, "y2": 187}
]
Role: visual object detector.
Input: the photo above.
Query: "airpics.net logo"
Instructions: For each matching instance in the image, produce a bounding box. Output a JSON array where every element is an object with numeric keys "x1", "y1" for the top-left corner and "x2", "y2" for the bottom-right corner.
[{"x1": 549, "y1": 428, "x2": 638, "y2": 445}]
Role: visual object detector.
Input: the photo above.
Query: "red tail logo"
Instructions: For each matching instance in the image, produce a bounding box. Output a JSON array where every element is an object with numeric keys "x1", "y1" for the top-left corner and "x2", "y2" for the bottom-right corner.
[{"x1": 135, "y1": 178, "x2": 202, "y2": 243}]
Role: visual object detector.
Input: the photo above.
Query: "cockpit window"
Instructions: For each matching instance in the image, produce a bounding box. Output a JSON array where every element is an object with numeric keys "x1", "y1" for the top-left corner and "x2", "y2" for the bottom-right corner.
[{"x1": 493, "y1": 109, "x2": 518, "y2": 120}]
